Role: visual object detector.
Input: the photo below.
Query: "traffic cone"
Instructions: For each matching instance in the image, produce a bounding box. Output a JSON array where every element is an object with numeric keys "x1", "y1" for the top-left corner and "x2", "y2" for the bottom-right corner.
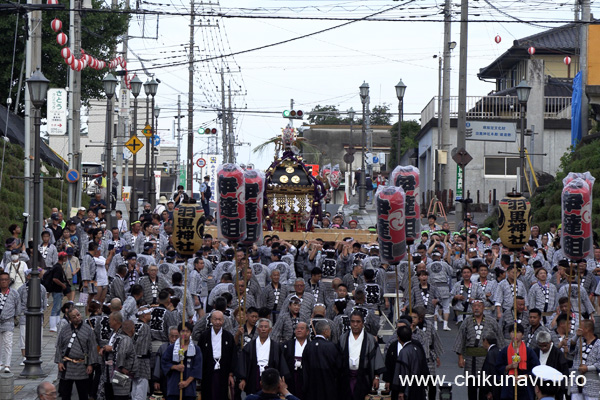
[{"x1": 344, "y1": 192, "x2": 348, "y2": 205}]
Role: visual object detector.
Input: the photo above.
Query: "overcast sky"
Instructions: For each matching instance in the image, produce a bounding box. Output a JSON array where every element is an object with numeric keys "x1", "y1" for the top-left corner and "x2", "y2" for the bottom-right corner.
[{"x1": 125, "y1": 0, "x2": 583, "y2": 191}]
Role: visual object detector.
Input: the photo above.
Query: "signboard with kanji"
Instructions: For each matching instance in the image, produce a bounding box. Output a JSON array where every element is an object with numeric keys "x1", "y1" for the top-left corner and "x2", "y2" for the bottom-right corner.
[
  {"x1": 173, "y1": 203, "x2": 205, "y2": 256},
  {"x1": 47, "y1": 88, "x2": 67, "y2": 135}
]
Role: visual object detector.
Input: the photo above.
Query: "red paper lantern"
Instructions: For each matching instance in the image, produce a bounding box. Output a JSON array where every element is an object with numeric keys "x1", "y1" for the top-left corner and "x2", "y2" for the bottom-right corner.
[
  {"x1": 47, "y1": 0, "x2": 58, "y2": 4},
  {"x1": 242, "y1": 169, "x2": 265, "y2": 245},
  {"x1": 528, "y1": 46, "x2": 536, "y2": 55},
  {"x1": 495, "y1": 35, "x2": 501, "y2": 44},
  {"x1": 390, "y1": 165, "x2": 421, "y2": 241},
  {"x1": 70, "y1": 59, "x2": 79, "y2": 71},
  {"x1": 562, "y1": 178, "x2": 593, "y2": 260},
  {"x1": 51, "y1": 18, "x2": 62, "y2": 33},
  {"x1": 64, "y1": 56, "x2": 73, "y2": 65},
  {"x1": 56, "y1": 32, "x2": 68, "y2": 46},
  {"x1": 120, "y1": 59, "x2": 127, "y2": 68},
  {"x1": 60, "y1": 47, "x2": 71, "y2": 59},
  {"x1": 564, "y1": 56, "x2": 571, "y2": 65},
  {"x1": 80, "y1": 48, "x2": 86, "y2": 55},
  {"x1": 376, "y1": 186, "x2": 407, "y2": 264},
  {"x1": 217, "y1": 164, "x2": 246, "y2": 242}
]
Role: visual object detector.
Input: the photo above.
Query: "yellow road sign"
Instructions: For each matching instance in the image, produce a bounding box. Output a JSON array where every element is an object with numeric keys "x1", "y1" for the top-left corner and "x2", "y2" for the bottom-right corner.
[
  {"x1": 125, "y1": 135, "x2": 144, "y2": 155},
  {"x1": 142, "y1": 124, "x2": 153, "y2": 138}
]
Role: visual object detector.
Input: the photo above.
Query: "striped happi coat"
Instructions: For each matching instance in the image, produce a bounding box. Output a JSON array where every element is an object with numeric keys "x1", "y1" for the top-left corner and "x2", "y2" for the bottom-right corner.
[
  {"x1": 569, "y1": 336, "x2": 600, "y2": 397},
  {"x1": 133, "y1": 321, "x2": 152, "y2": 379},
  {"x1": 453, "y1": 316, "x2": 504, "y2": 374},
  {"x1": 528, "y1": 281, "x2": 558, "y2": 316},
  {"x1": 0, "y1": 288, "x2": 21, "y2": 332},
  {"x1": 54, "y1": 322, "x2": 99, "y2": 380},
  {"x1": 409, "y1": 284, "x2": 441, "y2": 315}
]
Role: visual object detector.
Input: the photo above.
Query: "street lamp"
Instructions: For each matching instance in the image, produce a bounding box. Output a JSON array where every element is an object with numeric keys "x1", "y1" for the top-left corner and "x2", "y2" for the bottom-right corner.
[
  {"x1": 347, "y1": 107, "x2": 356, "y2": 177},
  {"x1": 153, "y1": 104, "x2": 160, "y2": 206},
  {"x1": 103, "y1": 73, "x2": 118, "y2": 228},
  {"x1": 515, "y1": 79, "x2": 531, "y2": 194},
  {"x1": 129, "y1": 75, "x2": 143, "y2": 224},
  {"x1": 146, "y1": 78, "x2": 159, "y2": 210},
  {"x1": 21, "y1": 69, "x2": 49, "y2": 378},
  {"x1": 359, "y1": 81, "x2": 369, "y2": 211},
  {"x1": 395, "y1": 79, "x2": 407, "y2": 166}
]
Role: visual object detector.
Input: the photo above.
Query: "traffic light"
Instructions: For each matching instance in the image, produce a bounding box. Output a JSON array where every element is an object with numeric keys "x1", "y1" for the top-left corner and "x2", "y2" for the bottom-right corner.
[
  {"x1": 282, "y1": 110, "x2": 304, "y2": 119},
  {"x1": 203, "y1": 128, "x2": 218, "y2": 134}
]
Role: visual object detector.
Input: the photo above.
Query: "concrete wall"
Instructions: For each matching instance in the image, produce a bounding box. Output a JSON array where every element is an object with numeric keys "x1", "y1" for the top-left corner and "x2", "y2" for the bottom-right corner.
[{"x1": 419, "y1": 121, "x2": 571, "y2": 203}]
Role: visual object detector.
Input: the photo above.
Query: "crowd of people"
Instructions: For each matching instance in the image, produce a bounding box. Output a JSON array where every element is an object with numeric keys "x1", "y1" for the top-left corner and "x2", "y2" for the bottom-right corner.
[{"x1": 3, "y1": 204, "x2": 600, "y2": 400}]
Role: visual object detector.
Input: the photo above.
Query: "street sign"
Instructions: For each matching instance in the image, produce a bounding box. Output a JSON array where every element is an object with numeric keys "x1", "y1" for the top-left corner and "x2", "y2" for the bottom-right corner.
[
  {"x1": 451, "y1": 147, "x2": 473, "y2": 167},
  {"x1": 196, "y1": 158, "x2": 206, "y2": 168},
  {"x1": 47, "y1": 88, "x2": 67, "y2": 135},
  {"x1": 456, "y1": 165, "x2": 464, "y2": 200},
  {"x1": 123, "y1": 149, "x2": 133, "y2": 160},
  {"x1": 151, "y1": 135, "x2": 161, "y2": 146},
  {"x1": 373, "y1": 156, "x2": 379, "y2": 164},
  {"x1": 141, "y1": 124, "x2": 153, "y2": 138},
  {"x1": 343, "y1": 153, "x2": 354, "y2": 164},
  {"x1": 66, "y1": 169, "x2": 80, "y2": 183},
  {"x1": 125, "y1": 136, "x2": 144, "y2": 155}
]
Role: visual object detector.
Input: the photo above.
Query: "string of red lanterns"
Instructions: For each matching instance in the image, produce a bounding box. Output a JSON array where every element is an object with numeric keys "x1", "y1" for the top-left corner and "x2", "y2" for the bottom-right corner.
[{"x1": 49, "y1": 1, "x2": 134, "y2": 89}]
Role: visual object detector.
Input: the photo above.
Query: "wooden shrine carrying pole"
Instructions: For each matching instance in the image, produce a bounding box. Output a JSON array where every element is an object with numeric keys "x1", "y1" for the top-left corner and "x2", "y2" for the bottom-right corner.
[
  {"x1": 394, "y1": 263, "x2": 400, "y2": 320},
  {"x1": 180, "y1": 263, "x2": 188, "y2": 400}
]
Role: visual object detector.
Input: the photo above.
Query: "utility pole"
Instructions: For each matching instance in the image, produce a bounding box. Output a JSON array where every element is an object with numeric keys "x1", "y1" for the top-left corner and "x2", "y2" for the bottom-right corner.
[
  {"x1": 221, "y1": 68, "x2": 228, "y2": 162},
  {"x1": 186, "y1": 0, "x2": 194, "y2": 194},
  {"x1": 574, "y1": 0, "x2": 581, "y2": 21},
  {"x1": 24, "y1": 0, "x2": 42, "y2": 240},
  {"x1": 456, "y1": 0, "x2": 468, "y2": 221},
  {"x1": 228, "y1": 84, "x2": 234, "y2": 163},
  {"x1": 177, "y1": 95, "x2": 182, "y2": 186},
  {"x1": 67, "y1": 0, "x2": 82, "y2": 213},
  {"x1": 580, "y1": 0, "x2": 590, "y2": 139},
  {"x1": 440, "y1": 0, "x2": 452, "y2": 194},
  {"x1": 115, "y1": 0, "x2": 130, "y2": 209}
]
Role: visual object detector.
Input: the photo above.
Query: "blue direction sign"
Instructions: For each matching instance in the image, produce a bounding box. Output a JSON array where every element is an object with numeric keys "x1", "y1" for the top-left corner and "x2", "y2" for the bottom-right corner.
[
  {"x1": 66, "y1": 169, "x2": 80, "y2": 183},
  {"x1": 151, "y1": 135, "x2": 161, "y2": 146},
  {"x1": 373, "y1": 156, "x2": 379, "y2": 164}
]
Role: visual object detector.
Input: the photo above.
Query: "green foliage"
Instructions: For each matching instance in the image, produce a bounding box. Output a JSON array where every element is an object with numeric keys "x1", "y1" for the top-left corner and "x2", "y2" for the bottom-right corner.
[
  {"x1": 307, "y1": 105, "x2": 344, "y2": 125},
  {"x1": 0, "y1": 0, "x2": 129, "y2": 115},
  {"x1": 530, "y1": 137, "x2": 600, "y2": 239},
  {"x1": 0, "y1": 142, "x2": 68, "y2": 241},
  {"x1": 388, "y1": 120, "x2": 420, "y2": 169},
  {"x1": 482, "y1": 213, "x2": 499, "y2": 238},
  {"x1": 357, "y1": 104, "x2": 392, "y2": 126}
]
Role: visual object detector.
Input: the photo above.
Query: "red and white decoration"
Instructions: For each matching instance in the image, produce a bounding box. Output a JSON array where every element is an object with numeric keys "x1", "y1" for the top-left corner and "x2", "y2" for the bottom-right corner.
[
  {"x1": 50, "y1": 15, "x2": 134, "y2": 88},
  {"x1": 495, "y1": 35, "x2": 501, "y2": 44},
  {"x1": 528, "y1": 46, "x2": 536, "y2": 55},
  {"x1": 564, "y1": 56, "x2": 572, "y2": 65}
]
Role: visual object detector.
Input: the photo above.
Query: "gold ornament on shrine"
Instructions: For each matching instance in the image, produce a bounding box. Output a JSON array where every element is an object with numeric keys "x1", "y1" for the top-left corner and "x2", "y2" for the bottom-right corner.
[
  {"x1": 173, "y1": 202, "x2": 205, "y2": 256},
  {"x1": 498, "y1": 191, "x2": 531, "y2": 250}
]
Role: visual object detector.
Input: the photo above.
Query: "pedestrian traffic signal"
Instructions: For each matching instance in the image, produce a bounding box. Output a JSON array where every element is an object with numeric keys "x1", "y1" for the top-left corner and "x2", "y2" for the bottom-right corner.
[
  {"x1": 282, "y1": 110, "x2": 304, "y2": 119},
  {"x1": 202, "y1": 128, "x2": 218, "y2": 134}
]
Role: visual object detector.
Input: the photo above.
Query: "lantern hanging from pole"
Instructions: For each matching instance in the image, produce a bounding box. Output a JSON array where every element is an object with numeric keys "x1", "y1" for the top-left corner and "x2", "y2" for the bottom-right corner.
[
  {"x1": 56, "y1": 33, "x2": 68, "y2": 46},
  {"x1": 64, "y1": 55, "x2": 74, "y2": 65},
  {"x1": 498, "y1": 191, "x2": 532, "y2": 250},
  {"x1": 376, "y1": 186, "x2": 407, "y2": 264},
  {"x1": 217, "y1": 163, "x2": 247, "y2": 242},
  {"x1": 60, "y1": 47, "x2": 71, "y2": 59},
  {"x1": 528, "y1": 46, "x2": 536, "y2": 55},
  {"x1": 242, "y1": 169, "x2": 265, "y2": 245},
  {"x1": 390, "y1": 165, "x2": 421, "y2": 241},
  {"x1": 564, "y1": 56, "x2": 571, "y2": 65},
  {"x1": 562, "y1": 172, "x2": 595, "y2": 260},
  {"x1": 51, "y1": 18, "x2": 62, "y2": 33},
  {"x1": 173, "y1": 202, "x2": 205, "y2": 257},
  {"x1": 495, "y1": 35, "x2": 501, "y2": 44}
]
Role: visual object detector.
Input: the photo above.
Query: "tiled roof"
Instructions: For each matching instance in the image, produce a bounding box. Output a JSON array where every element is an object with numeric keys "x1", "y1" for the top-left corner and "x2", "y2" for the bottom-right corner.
[{"x1": 514, "y1": 23, "x2": 580, "y2": 50}]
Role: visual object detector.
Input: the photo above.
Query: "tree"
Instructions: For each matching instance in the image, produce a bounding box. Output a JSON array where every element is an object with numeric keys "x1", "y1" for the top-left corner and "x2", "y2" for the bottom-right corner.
[
  {"x1": 356, "y1": 103, "x2": 392, "y2": 126},
  {"x1": 307, "y1": 104, "x2": 344, "y2": 125},
  {"x1": 388, "y1": 119, "x2": 420, "y2": 169},
  {"x1": 0, "y1": 0, "x2": 129, "y2": 115}
]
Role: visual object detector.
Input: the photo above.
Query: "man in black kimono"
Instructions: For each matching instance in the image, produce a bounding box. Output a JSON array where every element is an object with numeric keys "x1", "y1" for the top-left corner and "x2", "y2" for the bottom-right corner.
[
  {"x1": 339, "y1": 310, "x2": 385, "y2": 400},
  {"x1": 198, "y1": 311, "x2": 236, "y2": 400},
  {"x1": 383, "y1": 319, "x2": 412, "y2": 400},
  {"x1": 302, "y1": 320, "x2": 344, "y2": 400},
  {"x1": 392, "y1": 325, "x2": 430, "y2": 400},
  {"x1": 282, "y1": 321, "x2": 309, "y2": 399},
  {"x1": 534, "y1": 331, "x2": 569, "y2": 400},
  {"x1": 481, "y1": 334, "x2": 501, "y2": 400},
  {"x1": 237, "y1": 318, "x2": 289, "y2": 395}
]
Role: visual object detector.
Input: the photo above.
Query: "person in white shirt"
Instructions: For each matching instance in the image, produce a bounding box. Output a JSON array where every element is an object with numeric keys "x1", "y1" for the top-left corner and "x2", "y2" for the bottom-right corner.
[{"x1": 4, "y1": 249, "x2": 27, "y2": 291}]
